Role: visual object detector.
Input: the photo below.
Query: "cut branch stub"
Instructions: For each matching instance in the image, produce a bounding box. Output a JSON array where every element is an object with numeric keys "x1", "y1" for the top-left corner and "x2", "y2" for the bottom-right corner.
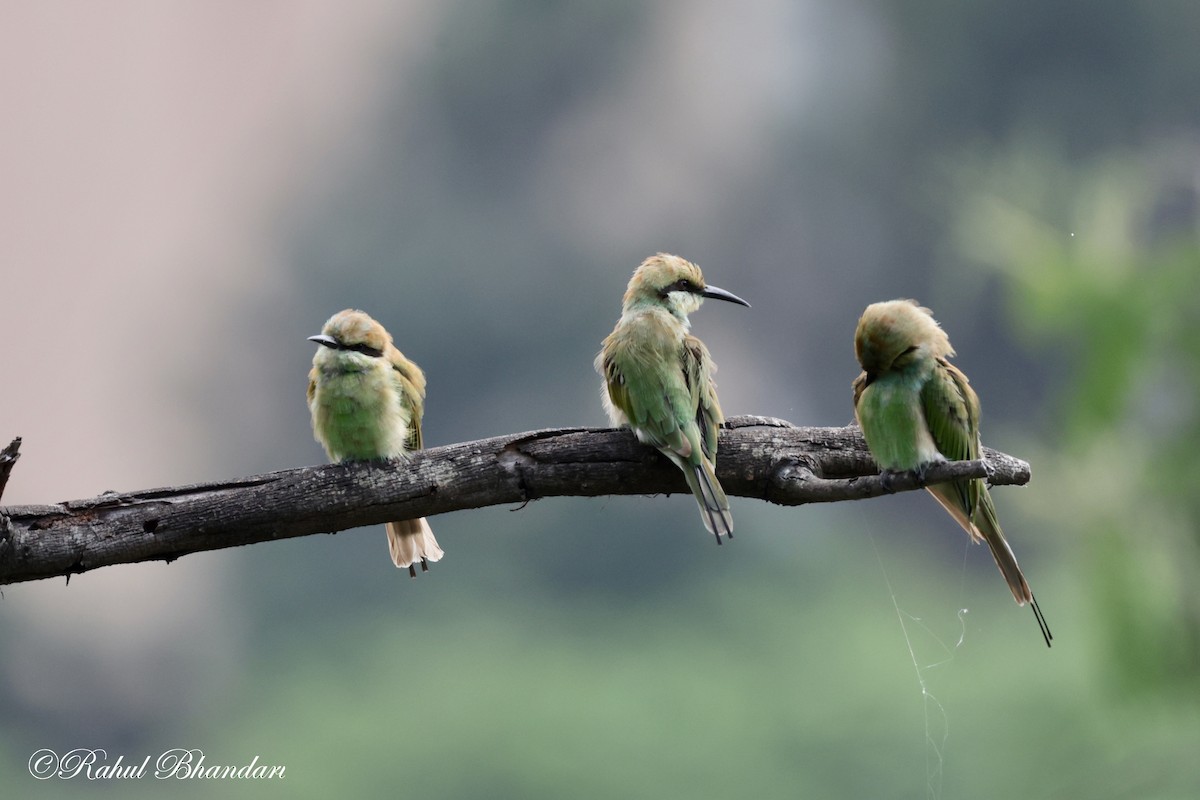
[{"x1": 0, "y1": 436, "x2": 21, "y2": 505}]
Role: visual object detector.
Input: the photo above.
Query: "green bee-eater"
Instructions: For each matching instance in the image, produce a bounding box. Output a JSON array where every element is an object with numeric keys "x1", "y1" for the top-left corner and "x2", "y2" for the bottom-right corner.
[
  {"x1": 308, "y1": 309, "x2": 443, "y2": 577},
  {"x1": 596, "y1": 253, "x2": 750, "y2": 543},
  {"x1": 852, "y1": 299, "x2": 1051, "y2": 647}
]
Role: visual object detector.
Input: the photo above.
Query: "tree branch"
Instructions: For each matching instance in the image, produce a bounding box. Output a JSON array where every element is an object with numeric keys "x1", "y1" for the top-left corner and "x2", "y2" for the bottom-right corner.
[{"x1": 0, "y1": 416, "x2": 1030, "y2": 586}]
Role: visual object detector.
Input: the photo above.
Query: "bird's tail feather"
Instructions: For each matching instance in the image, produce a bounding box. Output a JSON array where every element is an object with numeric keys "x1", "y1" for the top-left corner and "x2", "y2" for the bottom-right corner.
[
  {"x1": 972, "y1": 493, "x2": 1032, "y2": 605},
  {"x1": 927, "y1": 484, "x2": 1052, "y2": 646},
  {"x1": 386, "y1": 517, "x2": 444, "y2": 578},
  {"x1": 974, "y1": 494, "x2": 1052, "y2": 646},
  {"x1": 684, "y1": 459, "x2": 733, "y2": 544}
]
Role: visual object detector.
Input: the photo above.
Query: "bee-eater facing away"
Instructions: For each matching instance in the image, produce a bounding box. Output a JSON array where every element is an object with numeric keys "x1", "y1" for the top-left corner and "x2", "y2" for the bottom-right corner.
[
  {"x1": 596, "y1": 253, "x2": 750, "y2": 543},
  {"x1": 308, "y1": 309, "x2": 443, "y2": 577},
  {"x1": 852, "y1": 299, "x2": 1051, "y2": 647}
]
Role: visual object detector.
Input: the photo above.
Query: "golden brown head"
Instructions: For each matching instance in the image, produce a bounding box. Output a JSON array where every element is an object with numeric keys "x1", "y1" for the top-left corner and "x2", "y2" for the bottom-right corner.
[
  {"x1": 854, "y1": 299, "x2": 954, "y2": 378},
  {"x1": 622, "y1": 253, "x2": 749, "y2": 315},
  {"x1": 309, "y1": 309, "x2": 393, "y2": 358}
]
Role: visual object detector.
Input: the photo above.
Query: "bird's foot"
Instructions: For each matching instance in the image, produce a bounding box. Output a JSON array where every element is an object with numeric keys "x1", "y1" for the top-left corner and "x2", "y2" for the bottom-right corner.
[
  {"x1": 879, "y1": 469, "x2": 898, "y2": 494},
  {"x1": 408, "y1": 564, "x2": 418, "y2": 579}
]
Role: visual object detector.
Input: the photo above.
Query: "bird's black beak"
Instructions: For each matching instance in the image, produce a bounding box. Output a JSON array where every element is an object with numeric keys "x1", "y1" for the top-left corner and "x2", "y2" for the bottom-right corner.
[
  {"x1": 701, "y1": 284, "x2": 751, "y2": 308},
  {"x1": 308, "y1": 334, "x2": 338, "y2": 348}
]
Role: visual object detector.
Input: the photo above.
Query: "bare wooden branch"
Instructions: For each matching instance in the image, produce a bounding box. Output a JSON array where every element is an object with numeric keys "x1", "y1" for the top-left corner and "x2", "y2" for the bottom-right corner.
[{"x1": 0, "y1": 416, "x2": 1029, "y2": 586}]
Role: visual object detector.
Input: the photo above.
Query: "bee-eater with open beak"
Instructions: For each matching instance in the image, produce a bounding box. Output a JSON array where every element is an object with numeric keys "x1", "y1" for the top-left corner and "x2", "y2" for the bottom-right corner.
[
  {"x1": 596, "y1": 253, "x2": 750, "y2": 543},
  {"x1": 308, "y1": 309, "x2": 443, "y2": 577},
  {"x1": 852, "y1": 299, "x2": 1051, "y2": 646}
]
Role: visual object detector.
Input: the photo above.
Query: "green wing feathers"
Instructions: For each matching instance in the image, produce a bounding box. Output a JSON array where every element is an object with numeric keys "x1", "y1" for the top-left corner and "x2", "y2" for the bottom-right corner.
[
  {"x1": 391, "y1": 356, "x2": 426, "y2": 451},
  {"x1": 922, "y1": 360, "x2": 1034, "y2": 606},
  {"x1": 600, "y1": 340, "x2": 702, "y2": 461},
  {"x1": 684, "y1": 337, "x2": 723, "y2": 463},
  {"x1": 920, "y1": 360, "x2": 979, "y2": 519},
  {"x1": 599, "y1": 328, "x2": 732, "y2": 540}
]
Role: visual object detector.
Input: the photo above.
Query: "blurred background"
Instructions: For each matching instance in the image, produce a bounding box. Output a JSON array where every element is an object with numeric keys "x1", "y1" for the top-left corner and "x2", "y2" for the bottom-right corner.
[{"x1": 2, "y1": 1, "x2": 1198, "y2": 797}]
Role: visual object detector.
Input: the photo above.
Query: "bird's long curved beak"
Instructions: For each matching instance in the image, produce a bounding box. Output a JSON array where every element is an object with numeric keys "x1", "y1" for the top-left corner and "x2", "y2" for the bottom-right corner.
[
  {"x1": 308, "y1": 334, "x2": 338, "y2": 348},
  {"x1": 701, "y1": 284, "x2": 751, "y2": 308}
]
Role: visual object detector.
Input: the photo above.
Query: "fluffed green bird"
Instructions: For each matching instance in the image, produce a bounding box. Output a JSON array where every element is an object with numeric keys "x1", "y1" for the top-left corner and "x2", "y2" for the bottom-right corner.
[
  {"x1": 852, "y1": 299, "x2": 1051, "y2": 647},
  {"x1": 308, "y1": 309, "x2": 443, "y2": 577},
  {"x1": 595, "y1": 253, "x2": 750, "y2": 543}
]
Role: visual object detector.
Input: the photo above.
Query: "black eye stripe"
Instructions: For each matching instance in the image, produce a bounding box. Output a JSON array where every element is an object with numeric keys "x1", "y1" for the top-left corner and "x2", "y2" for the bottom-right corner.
[
  {"x1": 350, "y1": 343, "x2": 384, "y2": 358},
  {"x1": 323, "y1": 341, "x2": 384, "y2": 358},
  {"x1": 658, "y1": 279, "x2": 697, "y2": 297}
]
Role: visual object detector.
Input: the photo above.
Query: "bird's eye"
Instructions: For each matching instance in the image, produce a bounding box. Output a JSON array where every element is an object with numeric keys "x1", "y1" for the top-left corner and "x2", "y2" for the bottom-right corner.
[{"x1": 658, "y1": 278, "x2": 696, "y2": 298}]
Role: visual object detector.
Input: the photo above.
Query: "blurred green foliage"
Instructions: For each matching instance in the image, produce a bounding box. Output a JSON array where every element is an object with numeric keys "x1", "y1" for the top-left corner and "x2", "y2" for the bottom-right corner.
[{"x1": 951, "y1": 141, "x2": 1200, "y2": 694}]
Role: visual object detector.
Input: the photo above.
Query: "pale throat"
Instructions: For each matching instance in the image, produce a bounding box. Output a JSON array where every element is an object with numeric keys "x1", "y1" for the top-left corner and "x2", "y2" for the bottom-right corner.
[
  {"x1": 315, "y1": 348, "x2": 377, "y2": 375},
  {"x1": 666, "y1": 290, "x2": 701, "y2": 322},
  {"x1": 622, "y1": 290, "x2": 701, "y2": 327}
]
